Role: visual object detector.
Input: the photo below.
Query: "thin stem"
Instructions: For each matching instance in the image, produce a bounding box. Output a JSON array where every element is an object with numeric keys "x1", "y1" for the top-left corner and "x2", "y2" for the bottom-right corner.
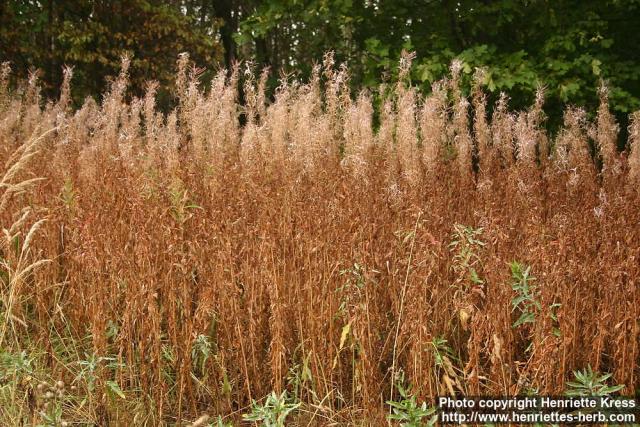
[{"x1": 389, "y1": 210, "x2": 422, "y2": 412}]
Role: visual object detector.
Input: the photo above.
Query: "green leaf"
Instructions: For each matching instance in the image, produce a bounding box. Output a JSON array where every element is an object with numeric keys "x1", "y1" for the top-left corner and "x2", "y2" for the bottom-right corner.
[
  {"x1": 513, "y1": 312, "x2": 535, "y2": 328},
  {"x1": 106, "y1": 380, "x2": 126, "y2": 400},
  {"x1": 591, "y1": 59, "x2": 602, "y2": 76}
]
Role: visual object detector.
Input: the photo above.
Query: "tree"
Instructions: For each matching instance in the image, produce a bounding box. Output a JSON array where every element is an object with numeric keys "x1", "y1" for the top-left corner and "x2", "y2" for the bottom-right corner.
[
  {"x1": 236, "y1": 0, "x2": 640, "y2": 125},
  {"x1": 0, "y1": 0, "x2": 224, "y2": 104},
  {"x1": 2, "y1": 0, "x2": 639, "y2": 123}
]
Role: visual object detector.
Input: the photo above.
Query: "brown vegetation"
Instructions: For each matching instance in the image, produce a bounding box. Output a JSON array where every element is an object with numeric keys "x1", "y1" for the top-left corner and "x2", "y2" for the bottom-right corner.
[{"x1": 1, "y1": 53, "x2": 638, "y2": 425}]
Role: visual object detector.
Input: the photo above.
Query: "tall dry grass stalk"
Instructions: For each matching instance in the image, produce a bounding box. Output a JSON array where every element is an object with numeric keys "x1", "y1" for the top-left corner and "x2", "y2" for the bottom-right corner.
[{"x1": 0, "y1": 54, "x2": 638, "y2": 424}]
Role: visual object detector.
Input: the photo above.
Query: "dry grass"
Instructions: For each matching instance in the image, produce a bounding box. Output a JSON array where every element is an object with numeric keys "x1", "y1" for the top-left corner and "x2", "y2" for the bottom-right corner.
[{"x1": 0, "y1": 53, "x2": 638, "y2": 425}]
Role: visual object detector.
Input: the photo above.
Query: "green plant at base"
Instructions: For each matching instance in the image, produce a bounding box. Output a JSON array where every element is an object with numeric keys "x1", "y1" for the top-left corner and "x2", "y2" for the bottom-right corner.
[
  {"x1": 191, "y1": 333, "x2": 212, "y2": 377},
  {"x1": 510, "y1": 262, "x2": 540, "y2": 328},
  {"x1": 387, "y1": 372, "x2": 437, "y2": 427},
  {"x1": 0, "y1": 349, "x2": 34, "y2": 380},
  {"x1": 76, "y1": 352, "x2": 126, "y2": 403},
  {"x1": 565, "y1": 365, "x2": 625, "y2": 397},
  {"x1": 285, "y1": 348, "x2": 314, "y2": 402},
  {"x1": 213, "y1": 415, "x2": 233, "y2": 426},
  {"x1": 242, "y1": 390, "x2": 300, "y2": 427}
]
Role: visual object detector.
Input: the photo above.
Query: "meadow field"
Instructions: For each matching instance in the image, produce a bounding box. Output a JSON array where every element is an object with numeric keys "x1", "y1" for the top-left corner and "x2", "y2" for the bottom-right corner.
[{"x1": 0, "y1": 54, "x2": 638, "y2": 425}]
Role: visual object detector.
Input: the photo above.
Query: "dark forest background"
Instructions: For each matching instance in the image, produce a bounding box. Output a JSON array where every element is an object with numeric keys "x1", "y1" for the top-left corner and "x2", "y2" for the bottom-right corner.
[{"x1": 2, "y1": 0, "x2": 640, "y2": 129}]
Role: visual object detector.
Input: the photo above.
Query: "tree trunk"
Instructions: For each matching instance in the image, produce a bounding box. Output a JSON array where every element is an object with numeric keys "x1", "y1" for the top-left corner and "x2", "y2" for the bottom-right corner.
[{"x1": 215, "y1": 0, "x2": 237, "y2": 70}]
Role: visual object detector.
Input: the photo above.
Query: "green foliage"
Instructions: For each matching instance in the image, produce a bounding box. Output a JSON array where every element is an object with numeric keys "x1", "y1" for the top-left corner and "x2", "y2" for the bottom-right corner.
[
  {"x1": 509, "y1": 262, "x2": 540, "y2": 329},
  {"x1": 2, "y1": 0, "x2": 640, "y2": 119},
  {"x1": 565, "y1": 365, "x2": 625, "y2": 397},
  {"x1": 338, "y1": 262, "x2": 367, "y2": 293},
  {"x1": 0, "y1": 349, "x2": 70, "y2": 426},
  {"x1": 168, "y1": 178, "x2": 202, "y2": 226},
  {"x1": 237, "y1": 0, "x2": 640, "y2": 121},
  {"x1": 0, "y1": 349, "x2": 34, "y2": 382},
  {"x1": 386, "y1": 372, "x2": 437, "y2": 427},
  {"x1": 191, "y1": 333, "x2": 213, "y2": 377},
  {"x1": 0, "y1": 0, "x2": 224, "y2": 102},
  {"x1": 76, "y1": 353, "x2": 124, "y2": 396},
  {"x1": 213, "y1": 415, "x2": 233, "y2": 427},
  {"x1": 549, "y1": 302, "x2": 562, "y2": 338},
  {"x1": 285, "y1": 349, "x2": 313, "y2": 402},
  {"x1": 336, "y1": 261, "x2": 376, "y2": 323},
  {"x1": 243, "y1": 391, "x2": 300, "y2": 427},
  {"x1": 449, "y1": 224, "x2": 485, "y2": 288},
  {"x1": 105, "y1": 380, "x2": 126, "y2": 400},
  {"x1": 428, "y1": 336, "x2": 459, "y2": 369}
]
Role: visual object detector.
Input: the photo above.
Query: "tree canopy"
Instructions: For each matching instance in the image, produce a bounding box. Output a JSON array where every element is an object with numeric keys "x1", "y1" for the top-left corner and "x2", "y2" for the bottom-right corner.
[{"x1": 1, "y1": 0, "x2": 639, "y2": 123}]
